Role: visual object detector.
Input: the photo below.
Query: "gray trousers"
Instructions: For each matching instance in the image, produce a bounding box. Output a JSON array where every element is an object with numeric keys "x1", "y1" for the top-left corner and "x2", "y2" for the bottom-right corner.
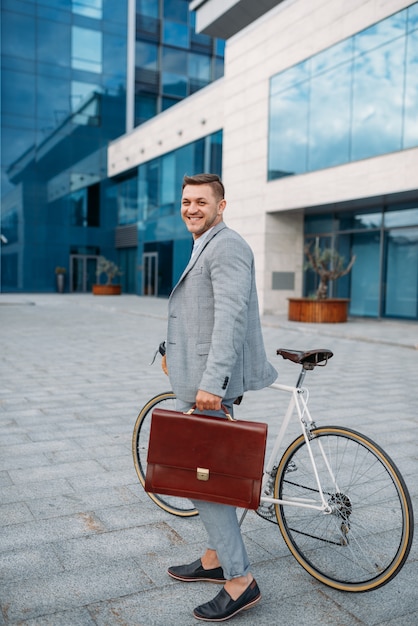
[{"x1": 176, "y1": 398, "x2": 250, "y2": 580}]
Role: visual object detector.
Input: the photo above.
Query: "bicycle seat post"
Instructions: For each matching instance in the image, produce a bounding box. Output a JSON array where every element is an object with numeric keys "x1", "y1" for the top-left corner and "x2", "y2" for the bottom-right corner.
[{"x1": 296, "y1": 363, "x2": 314, "y2": 389}]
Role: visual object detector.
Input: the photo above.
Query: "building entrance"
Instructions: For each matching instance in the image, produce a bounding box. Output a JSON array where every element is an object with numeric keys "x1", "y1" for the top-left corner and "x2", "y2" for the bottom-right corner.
[
  {"x1": 70, "y1": 254, "x2": 98, "y2": 293},
  {"x1": 143, "y1": 252, "x2": 158, "y2": 296}
]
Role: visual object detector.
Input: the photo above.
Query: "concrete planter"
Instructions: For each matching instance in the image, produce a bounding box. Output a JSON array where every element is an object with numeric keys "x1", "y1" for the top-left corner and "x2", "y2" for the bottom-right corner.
[
  {"x1": 288, "y1": 298, "x2": 350, "y2": 323},
  {"x1": 92, "y1": 284, "x2": 121, "y2": 296}
]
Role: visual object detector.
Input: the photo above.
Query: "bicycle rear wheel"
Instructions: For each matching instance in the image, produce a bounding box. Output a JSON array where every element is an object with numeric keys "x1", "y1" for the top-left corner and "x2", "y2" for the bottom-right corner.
[
  {"x1": 132, "y1": 391, "x2": 198, "y2": 517},
  {"x1": 275, "y1": 426, "x2": 413, "y2": 592}
]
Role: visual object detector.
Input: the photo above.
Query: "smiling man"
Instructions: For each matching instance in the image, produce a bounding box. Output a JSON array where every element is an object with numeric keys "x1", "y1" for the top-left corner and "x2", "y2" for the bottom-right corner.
[{"x1": 164, "y1": 173, "x2": 277, "y2": 622}]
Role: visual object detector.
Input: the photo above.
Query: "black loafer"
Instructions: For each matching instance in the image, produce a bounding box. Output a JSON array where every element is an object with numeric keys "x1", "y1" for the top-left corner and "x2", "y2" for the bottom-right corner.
[
  {"x1": 193, "y1": 579, "x2": 261, "y2": 621},
  {"x1": 168, "y1": 559, "x2": 226, "y2": 583}
]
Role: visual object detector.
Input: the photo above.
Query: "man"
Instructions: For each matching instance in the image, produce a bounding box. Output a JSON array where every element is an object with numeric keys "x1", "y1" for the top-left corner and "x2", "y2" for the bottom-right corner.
[{"x1": 165, "y1": 173, "x2": 277, "y2": 622}]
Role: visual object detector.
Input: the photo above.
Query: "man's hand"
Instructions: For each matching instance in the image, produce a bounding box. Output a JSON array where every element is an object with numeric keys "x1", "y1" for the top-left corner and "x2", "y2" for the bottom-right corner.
[
  {"x1": 161, "y1": 354, "x2": 168, "y2": 376},
  {"x1": 195, "y1": 389, "x2": 222, "y2": 411}
]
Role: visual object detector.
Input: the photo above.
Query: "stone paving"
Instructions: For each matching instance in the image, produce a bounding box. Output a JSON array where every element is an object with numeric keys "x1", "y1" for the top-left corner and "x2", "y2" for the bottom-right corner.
[{"x1": 0, "y1": 293, "x2": 417, "y2": 626}]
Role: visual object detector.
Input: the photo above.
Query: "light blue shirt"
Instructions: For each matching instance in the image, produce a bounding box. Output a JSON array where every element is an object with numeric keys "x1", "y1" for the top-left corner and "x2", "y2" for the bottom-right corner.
[{"x1": 191, "y1": 226, "x2": 215, "y2": 259}]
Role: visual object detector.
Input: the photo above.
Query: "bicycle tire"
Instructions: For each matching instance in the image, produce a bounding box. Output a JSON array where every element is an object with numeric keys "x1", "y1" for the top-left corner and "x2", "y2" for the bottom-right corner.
[
  {"x1": 274, "y1": 426, "x2": 413, "y2": 592},
  {"x1": 132, "y1": 391, "x2": 198, "y2": 517}
]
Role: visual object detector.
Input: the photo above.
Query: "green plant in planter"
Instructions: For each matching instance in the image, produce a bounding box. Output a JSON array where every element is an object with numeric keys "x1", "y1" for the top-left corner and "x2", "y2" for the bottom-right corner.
[
  {"x1": 96, "y1": 256, "x2": 122, "y2": 285},
  {"x1": 304, "y1": 242, "x2": 356, "y2": 300},
  {"x1": 55, "y1": 266, "x2": 66, "y2": 274}
]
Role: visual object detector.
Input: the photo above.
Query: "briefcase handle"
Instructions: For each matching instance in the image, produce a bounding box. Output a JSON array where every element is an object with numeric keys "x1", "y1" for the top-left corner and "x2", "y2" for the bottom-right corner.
[{"x1": 185, "y1": 405, "x2": 237, "y2": 422}]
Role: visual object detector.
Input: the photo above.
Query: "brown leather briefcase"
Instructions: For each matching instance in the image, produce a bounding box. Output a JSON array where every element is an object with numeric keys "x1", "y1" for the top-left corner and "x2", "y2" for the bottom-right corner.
[{"x1": 144, "y1": 407, "x2": 268, "y2": 510}]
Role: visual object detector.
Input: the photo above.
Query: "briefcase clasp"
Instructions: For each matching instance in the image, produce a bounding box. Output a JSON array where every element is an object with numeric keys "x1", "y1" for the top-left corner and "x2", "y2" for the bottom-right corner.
[{"x1": 197, "y1": 467, "x2": 209, "y2": 481}]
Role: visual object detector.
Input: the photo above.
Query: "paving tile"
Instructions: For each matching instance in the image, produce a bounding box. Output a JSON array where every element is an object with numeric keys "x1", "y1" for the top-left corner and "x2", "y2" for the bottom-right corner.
[
  {"x1": 0, "y1": 560, "x2": 152, "y2": 623},
  {"x1": 0, "y1": 294, "x2": 417, "y2": 626}
]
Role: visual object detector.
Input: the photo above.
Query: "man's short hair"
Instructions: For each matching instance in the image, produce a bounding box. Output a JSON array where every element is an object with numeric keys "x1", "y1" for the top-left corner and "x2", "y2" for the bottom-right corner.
[{"x1": 182, "y1": 173, "x2": 225, "y2": 202}]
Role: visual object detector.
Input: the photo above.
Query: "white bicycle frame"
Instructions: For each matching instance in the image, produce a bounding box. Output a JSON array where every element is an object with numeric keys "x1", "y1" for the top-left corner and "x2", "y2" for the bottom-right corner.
[{"x1": 256, "y1": 381, "x2": 338, "y2": 515}]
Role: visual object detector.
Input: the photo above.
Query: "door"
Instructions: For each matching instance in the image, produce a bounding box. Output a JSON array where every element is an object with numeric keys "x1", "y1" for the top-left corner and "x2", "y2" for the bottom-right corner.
[
  {"x1": 70, "y1": 254, "x2": 99, "y2": 292},
  {"x1": 143, "y1": 252, "x2": 158, "y2": 296}
]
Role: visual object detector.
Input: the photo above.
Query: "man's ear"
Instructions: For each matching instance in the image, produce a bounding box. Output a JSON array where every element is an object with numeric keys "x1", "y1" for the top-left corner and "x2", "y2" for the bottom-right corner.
[{"x1": 218, "y1": 199, "x2": 227, "y2": 214}]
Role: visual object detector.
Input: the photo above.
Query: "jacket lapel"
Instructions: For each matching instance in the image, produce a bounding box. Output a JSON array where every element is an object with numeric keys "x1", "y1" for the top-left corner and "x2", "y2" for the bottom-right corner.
[{"x1": 172, "y1": 222, "x2": 227, "y2": 291}]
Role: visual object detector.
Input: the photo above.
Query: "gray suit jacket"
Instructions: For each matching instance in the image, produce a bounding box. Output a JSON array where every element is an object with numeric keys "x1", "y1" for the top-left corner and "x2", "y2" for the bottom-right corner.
[{"x1": 166, "y1": 222, "x2": 278, "y2": 403}]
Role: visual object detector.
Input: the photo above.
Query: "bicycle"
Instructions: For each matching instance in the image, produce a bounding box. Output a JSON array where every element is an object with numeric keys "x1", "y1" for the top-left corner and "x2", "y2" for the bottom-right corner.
[{"x1": 132, "y1": 346, "x2": 414, "y2": 592}]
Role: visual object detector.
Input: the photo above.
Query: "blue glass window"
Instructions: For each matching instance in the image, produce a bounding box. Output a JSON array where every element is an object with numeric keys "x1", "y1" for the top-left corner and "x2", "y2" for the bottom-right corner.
[
  {"x1": 37, "y1": 19, "x2": 70, "y2": 67},
  {"x1": 268, "y1": 4, "x2": 418, "y2": 179},
  {"x1": 37, "y1": 75, "x2": 70, "y2": 128},
  {"x1": 162, "y1": 73, "x2": 187, "y2": 97},
  {"x1": 2, "y1": 12, "x2": 35, "y2": 60},
  {"x1": 136, "y1": 41, "x2": 158, "y2": 69},
  {"x1": 351, "y1": 37, "x2": 405, "y2": 161},
  {"x1": 136, "y1": 93, "x2": 158, "y2": 124},
  {"x1": 163, "y1": 21, "x2": 189, "y2": 48},
  {"x1": 137, "y1": 0, "x2": 159, "y2": 18},
  {"x1": 163, "y1": 0, "x2": 188, "y2": 23},
  {"x1": 2, "y1": 69, "x2": 36, "y2": 117},
  {"x1": 189, "y1": 52, "x2": 211, "y2": 92},
  {"x1": 162, "y1": 47, "x2": 188, "y2": 96},
  {"x1": 103, "y1": 34, "x2": 127, "y2": 85},
  {"x1": 71, "y1": 81, "x2": 101, "y2": 111},
  {"x1": 117, "y1": 176, "x2": 138, "y2": 225},
  {"x1": 137, "y1": 131, "x2": 223, "y2": 224},
  {"x1": 162, "y1": 46, "x2": 187, "y2": 73},
  {"x1": 404, "y1": 29, "x2": 418, "y2": 148},
  {"x1": 353, "y1": 12, "x2": 406, "y2": 55},
  {"x1": 161, "y1": 96, "x2": 179, "y2": 111},
  {"x1": 72, "y1": 0, "x2": 102, "y2": 20},
  {"x1": 71, "y1": 26, "x2": 102, "y2": 73},
  {"x1": 384, "y1": 205, "x2": 418, "y2": 227},
  {"x1": 384, "y1": 227, "x2": 418, "y2": 317}
]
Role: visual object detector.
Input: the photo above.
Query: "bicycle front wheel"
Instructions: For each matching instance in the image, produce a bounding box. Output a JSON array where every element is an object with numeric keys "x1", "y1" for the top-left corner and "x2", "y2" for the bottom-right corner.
[
  {"x1": 132, "y1": 391, "x2": 198, "y2": 517},
  {"x1": 275, "y1": 426, "x2": 413, "y2": 592}
]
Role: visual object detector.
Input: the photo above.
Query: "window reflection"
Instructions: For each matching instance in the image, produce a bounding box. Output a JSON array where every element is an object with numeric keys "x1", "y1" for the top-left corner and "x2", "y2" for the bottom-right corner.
[
  {"x1": 72, "y1": 0, "x2": 102, "y2": 20},
  {"x1": 408, "y1": 3, "x2": 418, "y2": 31},
  {"x1": 404, "y1": 29, "x2": 418, "y2": 148},
  {"x1": 163, "y1": 21, "x2": 189, "y2": 48},
  {"x1": 2, "y1": 12, "x2": 35, "y2": 60},
  {"x1": 268, "y1": 81, "x2": 309, "y2": 178},
  {"x1": 304, "y1": 203, "x2": 418, "y2": 318},
  {"x1": 71, "y1": 26, "x2": 102, "y2": 73},
  {"x1": 71, "y1": 81, "x2": 102, "y2": 111},
  {"x1": 136, "y1": 42, "x2": 158, "y2": 70},
  {"x1": 136, "y1": 131, "x2": 223, "y2": 225},
  {"x1": 137, "y1": 0, "x2": 159, "y2": 18},
  {"x1": 163, "y1": 0, "x2": 188, "y2": 23},
  {"x1": 385, "y1": 227, "x2": 418, "y2": 317},
  {"x1": 353, "y1": 12, "x2": 406, "y2": 55},
  {"x1": 351, "y1": 37, "x2": 404, "y2": 160},
  {"x1": 338, "y1": 210, "x2": 382, "y2": 230},
  {"x1": 162, "y1": 72, "x2": 187, "y2": 97},
  {"x1": 384, "y1": 207, "x2": 418, "y2": 227},
  {"x1": 308, "y1": 63, "x2": 351, "y2": 170},
  {"x1": 117, "y1": 176, "x2": 138, "y2": 225},
  {"x1": 268, "y1": 3, "x2": 418, "y2": 179}
]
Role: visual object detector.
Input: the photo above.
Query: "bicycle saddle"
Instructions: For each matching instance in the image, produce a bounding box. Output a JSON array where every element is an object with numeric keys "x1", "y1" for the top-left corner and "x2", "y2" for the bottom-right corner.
[{"x1": 277, "y1": 348, "x2": 333, "y2": 368}]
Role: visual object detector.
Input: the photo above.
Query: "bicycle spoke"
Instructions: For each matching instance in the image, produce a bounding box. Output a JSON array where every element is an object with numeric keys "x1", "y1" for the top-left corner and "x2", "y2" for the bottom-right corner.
[
  {"x1": 275, "y1": 427, "x2": 413, "y2": 591},
  {"x1": 132, "y1": 392, "x2": 198, "y2": 517}
]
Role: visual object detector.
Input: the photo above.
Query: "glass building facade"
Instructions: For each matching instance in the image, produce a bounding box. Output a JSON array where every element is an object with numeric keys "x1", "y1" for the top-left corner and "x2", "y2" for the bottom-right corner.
[
  {"x1": 114, "y1": 130, "x2": 222, "y2": 295},
  {"x1": 304, "y1": 202, "x2": 418, "y2": 319},
  {"x1": 0, "y1": 0, "x2": 223, "y2": 293},
  {"x1": 135, "y1": 0, "x2": 224, "y2": 125},
  {"x1": 268, "y1": 3, "x2": 418, "y2": 179},
  {"x1": 266, "y1": 2, "x2": 418, "y2": 320}
]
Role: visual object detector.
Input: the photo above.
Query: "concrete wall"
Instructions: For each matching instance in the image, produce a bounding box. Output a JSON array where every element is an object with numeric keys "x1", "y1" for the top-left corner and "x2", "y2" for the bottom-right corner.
[{"x1": 221, "y1": 0, "x2": 417, "y2": 313}]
